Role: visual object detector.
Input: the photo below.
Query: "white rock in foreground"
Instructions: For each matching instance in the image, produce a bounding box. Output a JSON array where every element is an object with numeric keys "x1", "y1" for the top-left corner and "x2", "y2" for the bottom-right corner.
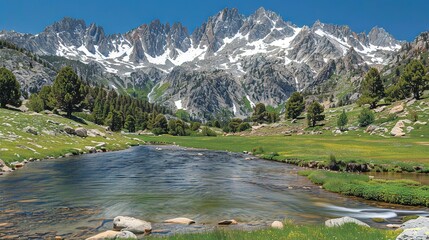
[
  {"x1": 115, "y1": 230, "x2": 137, "y2": 239},
  {"x1": 113, "y1": 216, "x2": 152, "y2": 234},
  {"x1": 163, "y1": 217, "x2": 196, "y2": 225},
  {"x1": 271, "y1": 221, "x2": 284, "y2": 229},
  {"x1": 325, "y1": 216, "x2": 370, "y2": 227},
  {"x1": 85, "y1": 230, "x2": 119, "y2": 240},
  {"x1": 396, "y1": 227, "x2": 429, "y2": 240},
  {"x1": 400, "y1": 216, "x2": 429, "y2": 229}
]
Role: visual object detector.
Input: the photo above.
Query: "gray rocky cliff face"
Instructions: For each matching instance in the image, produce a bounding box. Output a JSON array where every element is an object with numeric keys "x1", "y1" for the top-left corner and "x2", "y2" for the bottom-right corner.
[{"x1": 0, "y1": 8, "x2": 405, "y2": 119}]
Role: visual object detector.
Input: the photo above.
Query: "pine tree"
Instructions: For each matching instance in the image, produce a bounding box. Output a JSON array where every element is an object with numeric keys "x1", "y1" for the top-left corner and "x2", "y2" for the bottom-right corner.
[
  {"x1": 285, "y1": 92, "x2": 305, "y2": 119},
  {"x1": 337, "y1": 109, "x2": 348, "y2": 131},
  {"x1": 152, "y1": 114, "x2": 168, "y2": 135},
  {"x1": 92, "y1": 96, "x2": 104, "y2": 125},
  {"x1": 358, "y1": 108, "x2": 375, "y2": 127},
  {"x1": 105, "y1": 110, "x2": 123, "y2": 132},
  {"x1": 307, "y1": 101, "x2": 325, "y2": 127},
  {"x1": 38, "y1": 85, "x2": 56, "y2": 110},
  {"x1": 0, "y1": 67, "x2": 21, "y2": 108},
  {"x1": 358, "y1": 68, "x2": 384, "y2": 109},
  {"x1": 251, "y1": 103, "x2": 267, "y2": 123},
  {"x1": 27, "y1": 94, "x2": 44, "y2": 112},
  {"x1": 52, "y1": 66, "x2": 84, "y2": 117},
  {"x1": 124, "y1": 114, "x2": 136, "y2": 132},
  {"x1": 401, "y1": 59, "x2": 428, "y2": 100}
]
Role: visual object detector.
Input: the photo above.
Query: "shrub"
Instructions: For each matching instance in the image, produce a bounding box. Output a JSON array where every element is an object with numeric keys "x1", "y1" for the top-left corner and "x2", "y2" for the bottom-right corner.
[
  {"x1": 27, "y1": 94, "x2": 44, "y2": 112},
  {"x1": 337, "y1": 110, "x2": 348, "y2": 131},
  {"x1": 151, "y1": 128, "x2": 165, "y2": 135},
  {"x1": 73, "y1": 112, "x2": 94, "y2": 123},
  {"x1": 191, "y1": 122, "x2": 201, "y2": 131},
  {"x1": 264, "y1": 152, "x2": 279, "y2": 160},
  {"x1": 252, "y1": 146, "x2": 264, "y2": 155},
  {"x1": 201, "y1": 126, "x2": 217, "y2": 137},
  {"x1": 358, "y1": 108, "x2": 375, "y2": 127},
  {"x1": 238, "y1": 122, "x2": 251, "y2": 132},
  {"x1": 410, "y1": 111, "x2": 419, "y2": 122}
]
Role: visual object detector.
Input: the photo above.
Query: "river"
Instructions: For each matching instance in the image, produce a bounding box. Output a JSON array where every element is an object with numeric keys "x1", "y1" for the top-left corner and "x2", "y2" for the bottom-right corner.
[{"x1": 0, "y1": 145, "x2": 427, "y2": 239}]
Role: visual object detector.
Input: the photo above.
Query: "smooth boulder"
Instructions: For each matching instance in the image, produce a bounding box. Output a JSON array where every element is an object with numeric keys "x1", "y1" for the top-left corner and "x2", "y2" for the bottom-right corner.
[
  {"x1": 113, "y1": 216, "x2": 152, "y2": 234},
  {"x1": 75, "y1": 128, "x2": 88, "y2": 137},
  {"x1": 115, "y1": 231, "x2": 137, "y2": 239},
  {"x1": 64, "y1": 126, "x2": 76, "y2": 135},
  {"x1": 271, "y1": 221, "x2": 284, "y2": 229},
  {"x1": 396, "y1": 227, "x2": 429, "y2": 240},
  {"x1": 325, "y1": 216, "x2": 370, "y2": 227},
  {"x1": 400, "y1": 216, "x2": 429, "y2": 229},
  {"x1": 85, "y1": 146, "x2": 96, "y2": 153},
  {"x1": 163, "y1": 217, "x2": 195, "y2": 225},
  {"x1": 0, "y1": 160, "x2": 12, "y2": 172},
  {"x1": 85, "y1": 230, "x2": 119, "y2": 240},
  {"x1": 88, "y1": 129, "x2": 106, "y2": 137}
]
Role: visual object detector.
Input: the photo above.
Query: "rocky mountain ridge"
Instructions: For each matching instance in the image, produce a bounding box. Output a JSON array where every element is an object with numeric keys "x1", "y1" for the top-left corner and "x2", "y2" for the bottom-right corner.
[{"x1": 0, "y1": 7, "x2": 408, "y2": 119}]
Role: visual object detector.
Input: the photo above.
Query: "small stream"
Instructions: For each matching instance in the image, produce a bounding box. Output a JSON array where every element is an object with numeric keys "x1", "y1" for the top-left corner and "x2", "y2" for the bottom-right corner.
[{"x1": 0, "y1": 145, "x2": 427, "y2": 239}]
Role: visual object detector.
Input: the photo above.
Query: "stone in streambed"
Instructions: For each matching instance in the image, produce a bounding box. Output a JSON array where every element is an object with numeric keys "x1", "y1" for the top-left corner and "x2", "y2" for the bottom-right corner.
[
  {"x1": 325, "y1": 216, "x2": 369, "y2": 227},
  {"x1": 163, "y1": 217, "x2": 195, "y2": 225},
  {"x1": 115, "y1": 231, "x2": 137, "y2": 239},
  {"x1": 85, "y1": 146, "x2": 96, "y2": 153},
  {"x1": 113, "y1": 216, "x2": 152, "y2": 234},
  {"x1": 218, "y1": 219, "x2": 238, "y2": 225},
  {"x1": 85, "y1": 230, "x2": 119, "y2": 240},
  {"x1": 386, "y1": 224, "x2": 401, "y2": 228},
  {"x1": 0, "y1": 160, "x2": 12, "y2": 172}
]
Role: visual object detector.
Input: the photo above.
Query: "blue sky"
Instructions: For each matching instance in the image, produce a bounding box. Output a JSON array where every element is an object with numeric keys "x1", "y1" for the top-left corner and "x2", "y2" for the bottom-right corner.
[{"x1": 1, "y1": 0, "x2": 428, "y2": 41}]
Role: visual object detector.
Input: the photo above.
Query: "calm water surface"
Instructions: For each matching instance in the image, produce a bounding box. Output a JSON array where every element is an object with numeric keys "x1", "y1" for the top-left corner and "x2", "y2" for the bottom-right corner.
[{"x1": 0, "y1": 146, "x2": 427, "y2": 237}]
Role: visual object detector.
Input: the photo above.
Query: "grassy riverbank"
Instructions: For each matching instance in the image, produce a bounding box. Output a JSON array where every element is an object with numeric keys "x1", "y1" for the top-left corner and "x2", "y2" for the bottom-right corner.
[
  {"x1": 299, "y1": 170, "x2": 429, "y2": 207},
  {"x1": 0, "y1": 108, "x2": 138, "y2": 164},
  {"x1": 138, "y1": 131, "x2": 429, "y2": 171},
  {"x1": 145, "y1": 223, "x2": 399, "y2": 240}
]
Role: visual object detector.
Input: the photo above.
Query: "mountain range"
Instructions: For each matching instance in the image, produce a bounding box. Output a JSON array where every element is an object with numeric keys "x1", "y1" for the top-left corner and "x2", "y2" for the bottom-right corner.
[{"x1": 0, "y1": 7, "x2": 412, "y2": 119}]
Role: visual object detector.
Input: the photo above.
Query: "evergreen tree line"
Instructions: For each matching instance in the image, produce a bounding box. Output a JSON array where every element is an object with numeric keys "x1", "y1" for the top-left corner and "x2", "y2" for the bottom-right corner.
[{"x1": 27, "y1": 66, "x2": 170, "y2": 132}]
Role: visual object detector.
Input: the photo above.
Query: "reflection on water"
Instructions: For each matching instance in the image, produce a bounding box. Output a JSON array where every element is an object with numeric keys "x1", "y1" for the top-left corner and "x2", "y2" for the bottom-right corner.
[{"x1": 0, "y1": 145, "x2": 427, "y2": 237}]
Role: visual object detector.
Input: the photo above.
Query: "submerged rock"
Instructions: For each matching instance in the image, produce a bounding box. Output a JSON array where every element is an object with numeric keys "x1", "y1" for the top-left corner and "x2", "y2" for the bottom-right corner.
[
  {"x1": 163, "y1": 217, "x2": 196, "y2": 225},
  {"x1": 113, "y1": 216, "x2": 152, "y2": 234},
  {"x1": 218, "y1": 219, "x2": 238, "y2": 225},
  {"x1": 325, "y1": 216, "x2": 369, "y2": 227}
]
